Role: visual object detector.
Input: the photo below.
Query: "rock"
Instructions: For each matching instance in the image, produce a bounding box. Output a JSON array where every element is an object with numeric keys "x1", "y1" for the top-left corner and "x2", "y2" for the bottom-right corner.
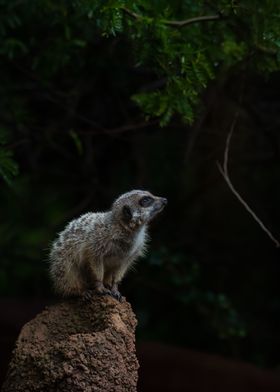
[{"x1": 2, "y1": 296, "x2": 139, "y2": 392}]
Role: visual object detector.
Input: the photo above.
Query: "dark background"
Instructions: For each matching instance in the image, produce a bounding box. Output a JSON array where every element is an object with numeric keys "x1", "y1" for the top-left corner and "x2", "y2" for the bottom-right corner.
[{"x1": 1, "y1": 1, "x2": 280, "y2": 390}]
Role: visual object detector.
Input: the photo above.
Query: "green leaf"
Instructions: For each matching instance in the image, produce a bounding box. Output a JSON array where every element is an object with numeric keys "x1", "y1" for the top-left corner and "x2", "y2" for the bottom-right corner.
[
  {"x1": 69, "y1": 129, "x2": 83, "y2": 155},
  {"x1": 0, "y1": 148, "x2": 19, "y2": 185}
]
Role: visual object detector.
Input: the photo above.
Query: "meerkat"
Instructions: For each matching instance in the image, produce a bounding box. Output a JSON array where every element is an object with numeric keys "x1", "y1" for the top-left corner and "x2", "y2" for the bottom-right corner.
[{"x1": 49, "y1": 190, "x2": 167, "y2": 301}]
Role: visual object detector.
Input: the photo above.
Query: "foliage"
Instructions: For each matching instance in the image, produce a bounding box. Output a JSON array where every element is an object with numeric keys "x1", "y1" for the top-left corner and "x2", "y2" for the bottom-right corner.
[
  {"x1": 77, "y1": 0, "x2": 280, "y2": 125},
  {"x1": 0, "y1": 0, "x2": 279, "y2": 181},
  {"x1": 0, "y1": 127, "x2": 18, "y2": 184},
  {"x1": 144, "y1": 248, "x2": 247, "y2": 341}
]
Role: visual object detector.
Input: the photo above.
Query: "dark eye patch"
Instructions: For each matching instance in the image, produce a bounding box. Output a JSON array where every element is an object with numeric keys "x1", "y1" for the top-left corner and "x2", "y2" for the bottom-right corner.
[
  {"x1": 139, "y1": 196, "x2": 154, "y2": 207},
  {"x1": 122, "y1": 205, "x2": 132, "y2": 221}
]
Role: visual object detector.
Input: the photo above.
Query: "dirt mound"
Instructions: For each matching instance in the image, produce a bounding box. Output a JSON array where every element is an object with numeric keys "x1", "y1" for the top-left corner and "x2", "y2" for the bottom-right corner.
[{"x1": 2, "y1": 296, "x2": 139, "y2": 392}]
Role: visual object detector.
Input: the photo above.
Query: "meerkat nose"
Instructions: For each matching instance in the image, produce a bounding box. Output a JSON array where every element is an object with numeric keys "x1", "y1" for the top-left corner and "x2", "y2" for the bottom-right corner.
[{"x1": 161, "y1": 197, "x2": 168, "y2": 205}]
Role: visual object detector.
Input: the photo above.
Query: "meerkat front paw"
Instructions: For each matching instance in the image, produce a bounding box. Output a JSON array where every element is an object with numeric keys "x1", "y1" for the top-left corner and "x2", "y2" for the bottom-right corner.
[
  {"x1": 104, "y1": 283, "x2": 123, "y2": 302},
  {"x1": 111, "y1": 290, "x2": 123, "y2": 302},
  {"x1": 94, "y1": 281, "x2": 111, "y2": 296},
  {"x1": 110, "y1": 284, "x2": 123, "y2": 302},
  {"x1": 82, "y1": 283, "x2": 111, "y2": 302}
]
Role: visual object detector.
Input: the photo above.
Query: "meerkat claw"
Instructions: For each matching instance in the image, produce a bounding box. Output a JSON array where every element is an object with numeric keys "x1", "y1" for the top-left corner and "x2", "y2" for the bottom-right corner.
[
  {"x1": 83, "y1": 287, "x2": 111, "y2": 302},
  {"x1": 82, "y1": 289, "x2": 95, "y2": 302},
  {"x1": 95, "y1": 287, "x2": 111, "y2": 296},
  {"x1": 111, "y1": 290, "x2": 123, "y2": 302}
]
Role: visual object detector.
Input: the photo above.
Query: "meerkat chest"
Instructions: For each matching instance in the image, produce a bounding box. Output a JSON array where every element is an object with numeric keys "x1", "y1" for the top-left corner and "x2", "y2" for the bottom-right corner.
[
  {"x1": 129, "y1": 226, "x2": 146, "y2": 257},
  {"x1": 103, "y1": 226, "x2": 146, "y2": 266}
]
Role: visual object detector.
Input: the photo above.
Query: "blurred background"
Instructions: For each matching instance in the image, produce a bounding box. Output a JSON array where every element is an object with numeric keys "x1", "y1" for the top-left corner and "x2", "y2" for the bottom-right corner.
[{"x1": 1, "y1": 1, "x2": 280, "y2": 391}]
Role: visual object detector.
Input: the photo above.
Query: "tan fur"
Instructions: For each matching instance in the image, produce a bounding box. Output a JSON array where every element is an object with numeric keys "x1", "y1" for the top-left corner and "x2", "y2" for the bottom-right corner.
[{"x1": 49, "y1": 190, "x2": 167, "y2": 298}]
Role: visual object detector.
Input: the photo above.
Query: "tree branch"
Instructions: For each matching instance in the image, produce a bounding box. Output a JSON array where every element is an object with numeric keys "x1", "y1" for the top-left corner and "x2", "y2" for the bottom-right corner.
[
  {"x1": 217, "y1": 112, "x2": 280, "y2": 248},
  {"x1": 255, "y1": 43, "x2": 277, "y2": 55},
  {"x1": 78, "y1": 119, "x2": 158, "y2": 136},
  {"x1": 121, "y1": 7, "x2": 221, "y2": 28},
  {"x1": 163, "y1": 14, "x2": 221, "y2": 27},
  {"x1": 121, "y1": 7, "x2": 142, "y2": 20}
]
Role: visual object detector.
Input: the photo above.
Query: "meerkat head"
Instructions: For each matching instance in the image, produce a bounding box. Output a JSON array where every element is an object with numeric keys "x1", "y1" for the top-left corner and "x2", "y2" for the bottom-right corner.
[{"x1": 112, "y1": 190, "x2": 167, "y2": 231}]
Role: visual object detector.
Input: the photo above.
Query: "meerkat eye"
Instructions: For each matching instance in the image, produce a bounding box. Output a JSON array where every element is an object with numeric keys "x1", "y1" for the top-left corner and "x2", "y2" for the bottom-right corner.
[{"x1": 139, "y1": 196, "x2": 154, "y2": 207}]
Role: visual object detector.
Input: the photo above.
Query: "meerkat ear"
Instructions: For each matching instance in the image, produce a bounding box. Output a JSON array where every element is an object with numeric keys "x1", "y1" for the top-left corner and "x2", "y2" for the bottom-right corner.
[{"x1": 122, "y1": 205, "x2": 132, "y2": 222}]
